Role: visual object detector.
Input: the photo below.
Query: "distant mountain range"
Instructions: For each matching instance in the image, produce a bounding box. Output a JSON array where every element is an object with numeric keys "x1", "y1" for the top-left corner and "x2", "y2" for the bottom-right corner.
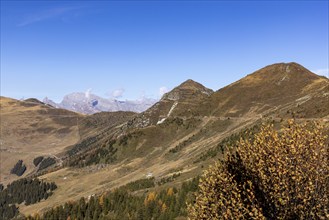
[
  {"x1": 1, "y1": 62, "x2": 328, "y2": 217},
  {"x1": 43, "y1": 93, "x2": 158, "y2": 114}
]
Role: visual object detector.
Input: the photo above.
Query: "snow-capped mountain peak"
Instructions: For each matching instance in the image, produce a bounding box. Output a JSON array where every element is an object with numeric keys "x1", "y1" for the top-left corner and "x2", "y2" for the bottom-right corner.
[{"x1": 43, "y1": 92, "x2": 157, "y2": 114}]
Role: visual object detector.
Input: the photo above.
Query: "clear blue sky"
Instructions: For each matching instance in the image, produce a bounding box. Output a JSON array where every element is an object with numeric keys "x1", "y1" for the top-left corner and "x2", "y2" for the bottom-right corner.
[{"x1": 1, "y1": 1, "x2": 328, "y2": 102}]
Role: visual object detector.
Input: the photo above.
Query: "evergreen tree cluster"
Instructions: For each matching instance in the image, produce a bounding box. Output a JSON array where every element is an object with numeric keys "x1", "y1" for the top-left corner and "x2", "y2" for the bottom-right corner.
[
  {"x1": 0, "y1": 204, "x2": 17, "y2": 220},
  {"x1": 83, "y1": 140, "x2": 117, "y2": 166},
  {"x1": 26, "y1": 177, "x2": 199, "y2": 220},
  {"x1": 121, "y1": 177, "x2": 155, "y2": 192},
  {"x1": 68, "y1": 139, "x2": 117, "y2": 168},
  {"x1": 169, "y1": 137, "x2": 194, "y2": 153},
  {"x1": 37, "y1": 157, "x2": 56, "y2": 171},
  {"x1": 10, "y1": 160, "x2": 27, "y2": 176},
  {"x1": 157, "y1": 173, "x2": 181, "y2": 186},
  {"x1": 67, "y1": 135, "x2": 100, "y2": 157},
  {"x1": 0, "y1": 178, "x2": 57, "y2": 220},
  {"x1": 33, "y1": 156, "x2": 44, "y2": 167},
  {"x1": 117, "y1": 131, "x2": 144, "y2": 147}
]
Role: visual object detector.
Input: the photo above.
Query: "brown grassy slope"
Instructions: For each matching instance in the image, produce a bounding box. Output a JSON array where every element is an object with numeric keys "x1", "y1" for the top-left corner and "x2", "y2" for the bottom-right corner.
[
  {"x1": 19, "y1": 115, "x2": 248, "y2": 216},
  {"x1": 127, "y1": 79, "x2": 213, "y2": 128},
  {"x1": 0, "y1": 96, "x2": 83, "y2": 183},
  {"x1": 61, "y1": 111, "x2": 137, "y2": 161},
  {"x1": 21, "y1": 112, "x2": 261, "y2": 217},
  {"x1": 78, "y1": 111, "x2": 137, "y2": 138},
  {"x1": 195, "y1": 62, "x2": 329, "y2": 118},
  {"x1": 18, "y1": 62, "x2": 329, "y2": 216}
]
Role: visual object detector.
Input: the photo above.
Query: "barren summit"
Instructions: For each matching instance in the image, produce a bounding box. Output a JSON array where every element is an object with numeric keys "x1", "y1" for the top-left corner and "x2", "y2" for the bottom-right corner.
[
  {"x1": 199, "y1": 62, "x2": 329, "y2": 118},
  {"x1": 161, "y1": 79, "x2": 213, "y2": 102},
  {"x1": 241, "y1": 62, "x2": 322, "y2": 85}
]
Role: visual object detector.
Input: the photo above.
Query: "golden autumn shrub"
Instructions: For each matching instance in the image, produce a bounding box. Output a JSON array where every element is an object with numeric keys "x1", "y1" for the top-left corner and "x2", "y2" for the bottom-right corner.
[{"x1": 189, "y1": 120, "x2": 329, "y2": 219}]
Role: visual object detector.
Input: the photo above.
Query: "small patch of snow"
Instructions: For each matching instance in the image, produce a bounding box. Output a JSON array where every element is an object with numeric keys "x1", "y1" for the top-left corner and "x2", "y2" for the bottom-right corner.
[
  {"x1": 167, "y1": 102, "x2": 178, "y2": 117},
  {"x1": 286, "y1": 65, "x2": 291, "y2": 73},
  {"x1": 277, "y1": 74, "x2": 289, "y2": 85},
  {"x1": 281, "y1": 75, "x2": 287, "y2": 81},
  {"x1": 157, "y1": 118, "x2": 166, "y2": 125},
  {"x1": 146, "y1": 172, "x2": 153, "y2": 178},
  {"x1": 157, "y1": 102, "x2": 178, "y2": 125},
  {"x1": 296, "y1": 95, "x2": 311, "y2": 102},
  {"x1": 201, "y1": 91, "x2": 211, "y2": 96}
]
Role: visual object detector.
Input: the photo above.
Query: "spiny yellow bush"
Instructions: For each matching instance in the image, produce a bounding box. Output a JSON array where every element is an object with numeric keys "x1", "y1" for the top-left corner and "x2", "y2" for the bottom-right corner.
[{"x1": 189, "y1": 120, "x2": 329, "y2": 219}]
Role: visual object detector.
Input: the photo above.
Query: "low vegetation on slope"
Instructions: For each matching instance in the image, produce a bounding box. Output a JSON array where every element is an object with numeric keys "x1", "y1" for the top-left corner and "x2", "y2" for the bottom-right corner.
[
  {"x1": 189, "y1": 120, "x2": 329, "y2": 219},
  {"x1": 10, "y1": 160, "x2": 27, "y2": 177},
  {"x1": 67, "y1": 117, "x2": 203, "y2": 168},
  {"x1": 25, "y1": 177, "x2": 199, "y2": 220},
  {"x1": 0, "y1": 178, "x2": 57, "y2": 220}
]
